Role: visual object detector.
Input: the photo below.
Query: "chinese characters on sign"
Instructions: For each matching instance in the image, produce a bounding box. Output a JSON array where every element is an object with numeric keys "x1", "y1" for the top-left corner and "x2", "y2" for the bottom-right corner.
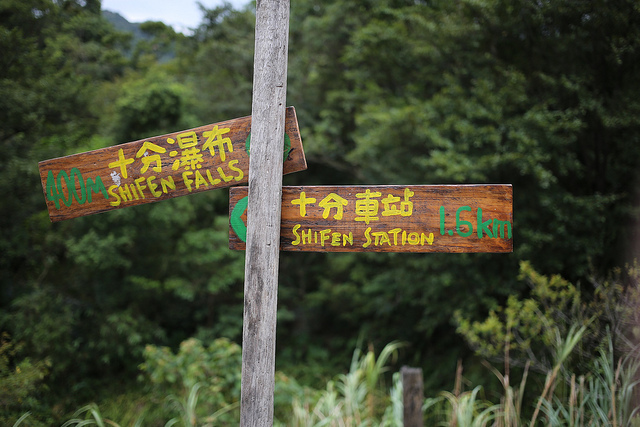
[
  {"x1": 38, "y1": 107, "x2": 306, "y2": 222},
  {"x1": 229, "y1": 185, "x2": 513, "y2": 253},
  {"x1": 39, "y1": 108, "x2": 514, "y2": 254}
]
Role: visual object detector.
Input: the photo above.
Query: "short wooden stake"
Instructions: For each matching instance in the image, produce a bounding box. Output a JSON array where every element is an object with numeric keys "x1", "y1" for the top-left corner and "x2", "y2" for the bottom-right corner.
[{"x1": 402, "y1": 366, "x2": 424, "y2": 427}]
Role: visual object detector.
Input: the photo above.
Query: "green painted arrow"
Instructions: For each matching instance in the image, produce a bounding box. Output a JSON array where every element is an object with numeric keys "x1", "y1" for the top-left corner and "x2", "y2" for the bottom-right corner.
[{"x1": 230, "y1": 196, "x2": 248, "y2": 242}]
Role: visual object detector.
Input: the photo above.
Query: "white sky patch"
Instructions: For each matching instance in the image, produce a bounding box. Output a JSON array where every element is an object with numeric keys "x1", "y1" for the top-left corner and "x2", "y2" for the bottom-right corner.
[{"x1": 102, "y1": 0, "x2": 251, "y2": 33}]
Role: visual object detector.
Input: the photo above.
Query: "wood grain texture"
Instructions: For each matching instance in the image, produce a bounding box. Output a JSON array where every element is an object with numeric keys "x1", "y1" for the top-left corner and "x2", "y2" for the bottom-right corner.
[
  {"x1": 38, "y1": 107, "x2": 305, "y2": 222},
  {"x1": 230, "y1": 185, "x2": 513, "y2": 253},
  {"x1": 401, "y1": 367, "x2": 424, "y2": 427},
  {"x1": 240, "y1": 0, "x2": 290, "y2": 426}
]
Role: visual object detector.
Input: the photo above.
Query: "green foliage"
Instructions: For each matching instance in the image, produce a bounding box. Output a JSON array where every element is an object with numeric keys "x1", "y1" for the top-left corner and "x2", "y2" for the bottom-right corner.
[
  {"x1": 424, "y1": 324, "x2": 640, "y2": 426},
  {"x1": 180, "y1": 3, "x2": 256, "y2": 121},
  {"x1": 456, "y1": 261, "x2": 640, "y2": 378},
  {"x1": 288, "y1": 341, "x2": 404, "y2": 426},
  {"x1": 139, "y1": 337, "x2": 241, "y2": 424},
  {"x1": 137, "y1": 337, "x2": 302, "y2": 425},
  {"x1": 588, "y1": 262, "x2": 640, "y2": 354},
  {"x1": 528, "y1": 323, "x2": 589, "y2": 426},
  {"x1": 540, "y1": 335, "x2": 640, "y2": 427},
  {"x1": 280, "y1": 0, "x2": 636, "y2": 392},
  {"x1": 60, "y1": 402, "x2": 143, "y2": 427},
  {"x1": 12, "y1": 412, "x2": 34, "y2": 427},
  {"x1": 0, "y1": 333, "x2": 50, "y2": 424},
  {"x1": 0, "y1": 0, "x2": 129, "y2": 311},
  {"x1": 424, "y1": 386, "x2": 499, "y2": 427},
  {"x1": 1, "y1": 0, "x2": 640, "y2": 421},
  {"x1": 456, "y1": 261, "x2": 583, "y2": 370},
  {"x1": 108, "y1": 68, "x2": 198, "y2": 142},
  {"x1": 140, "y1": 337, "x2": 241, "y2": 400},
  {"x1": 2, "y1": 289, "x2": 76, "y2": 382},
  {"x1": 131, "y1": 21, "x2": 183, "y2": 67},
  {"x1": 53, "y1": 333, "x2": 640, "y2": 426},
  {"x1": 332, "y1": 0, "x2": 640, "y2": 279}
]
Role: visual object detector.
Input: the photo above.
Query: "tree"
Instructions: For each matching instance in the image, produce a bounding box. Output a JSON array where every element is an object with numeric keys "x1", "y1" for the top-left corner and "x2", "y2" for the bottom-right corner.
[
  {"x1": 0, "y1": 0, "x2": 139, "y2": 420},
  {"x1": 179, "y1": 3, "x2": 256, "y2": 122},
  {"x1": 278, "y1": 0, "x2": 640, "y2": 390},
  {"x1": 2, "y1": 0, "x2": 639, "y2": 419}
]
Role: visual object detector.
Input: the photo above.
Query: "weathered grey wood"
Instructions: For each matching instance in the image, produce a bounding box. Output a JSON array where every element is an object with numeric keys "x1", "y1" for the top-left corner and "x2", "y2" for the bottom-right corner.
[
  {"x1": 402, "y1": 366, "x2": 424, "y2": 427},
  {"x1": 240, "y1": 0, "x2": 290, "y2": 426}
]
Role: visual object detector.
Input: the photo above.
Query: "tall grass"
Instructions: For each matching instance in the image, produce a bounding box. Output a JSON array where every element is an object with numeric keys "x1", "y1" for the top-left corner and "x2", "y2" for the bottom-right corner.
[
  {"x1": 424, "y1": 385, "x2": 500, "y2": 427},
  {"x1": 421, "y1": 325, "x2": 640, "y2": 427},
  {"x1": 480, "y1": 359, "x2": 530, "y2": 427},
  {"x1": 288, "y1": 341, "x2": 404, "y2": 426},
  {"x1": 38, "y1": 326, "x2": 640, "y2": 426},
  {"x1": 60, "y1": 403, "x2": 143, "y2": 427},
  {"x1": 529, "y1": 323, "x2": 589, "y2": 426},
  {"x1": 539, "y1": 334, "x2": 640, "y2": 426}
]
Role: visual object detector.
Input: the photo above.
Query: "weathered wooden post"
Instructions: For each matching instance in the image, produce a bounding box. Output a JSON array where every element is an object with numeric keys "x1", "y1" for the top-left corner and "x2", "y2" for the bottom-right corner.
[
  {"x1": 240, "y1": 0, "x2": 290, "y2": 425},
  {"x1": 402, "y1": 366, "x2": 424, "y2": 427}
]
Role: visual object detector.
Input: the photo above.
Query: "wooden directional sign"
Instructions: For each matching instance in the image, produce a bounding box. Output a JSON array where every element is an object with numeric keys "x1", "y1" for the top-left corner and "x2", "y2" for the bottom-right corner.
[
  {"x1": 229, "y1": 185, "x2": 512, "y2": 253},
  {"x1": 38, "y1": 107, "x2": 306, "y2": 222}
]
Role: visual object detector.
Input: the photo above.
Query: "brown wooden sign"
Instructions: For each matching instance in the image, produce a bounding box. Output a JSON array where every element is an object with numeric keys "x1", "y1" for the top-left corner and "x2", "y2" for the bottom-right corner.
[
  {"x1": 39, "y1": 107, "x2": 306, "y2": 222},
  {"x1": 229, "y1": 185, "x2": 513, "y2": 253}
]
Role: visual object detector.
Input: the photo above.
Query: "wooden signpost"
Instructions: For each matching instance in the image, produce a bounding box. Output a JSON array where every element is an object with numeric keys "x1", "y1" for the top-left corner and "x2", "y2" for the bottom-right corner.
[
  {"x1": 38, "y1": 107, "x2": 305, "y2": 222},
  {"x1": 38, "y1": 0, "x2": 514, "y2": 424},
  {"x1": 240, "y1": 0, "x2": 290, "y2": 425},
  {"x1": 229, "y1": 185, "x2": 513, "y2": 253}
]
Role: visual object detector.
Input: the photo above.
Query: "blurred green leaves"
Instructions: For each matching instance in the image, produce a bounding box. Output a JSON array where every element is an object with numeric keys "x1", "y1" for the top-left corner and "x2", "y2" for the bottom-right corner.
[{"x1": 1, "y1": 0, "x2": 639, "y2": 422}]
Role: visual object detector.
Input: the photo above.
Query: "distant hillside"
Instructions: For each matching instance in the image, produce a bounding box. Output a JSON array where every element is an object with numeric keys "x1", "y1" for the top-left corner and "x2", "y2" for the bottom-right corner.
[
  {"x1": 102, "y1": 10, "x2": 175, "y2": 62},
  {"x1": 102, "y1": 10, "x2": 148, "y2": 42}
]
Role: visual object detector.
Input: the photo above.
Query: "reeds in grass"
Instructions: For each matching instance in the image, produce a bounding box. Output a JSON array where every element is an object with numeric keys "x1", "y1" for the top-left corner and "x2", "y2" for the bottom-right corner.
[
  {"x1": 39, "y1": 326, "x2": 640, "y2": 426},
  {"x1": 289, "y1": 341, "x2": 404, "y2": 427},
  {"x1": 423, "y1": 323, "x2": 640, "y2": 427},
  {"x1": 539, "y1": 333, "x2": 640, "y2": 426}
]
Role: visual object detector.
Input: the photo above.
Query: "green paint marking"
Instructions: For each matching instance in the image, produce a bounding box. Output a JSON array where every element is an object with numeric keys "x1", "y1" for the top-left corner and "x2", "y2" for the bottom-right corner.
[
  {"x1": 245, "y1": 132, "x2": 292, "y2": 162},
  {"x1": 456, "y1": 206, "x2": 473, "y2": 237},
  {"x1": 46, "y1": 168, "x2": 109, "y2": 210},
  {"x1": 85, "y1": 175, "x2": 108, "y2": 202},
  {"x1": 477, "y1": 208, "x2": 494, "y2": 238},
  {"x1": 56, "y1": 169, "x2": 73, "y2": 207},
  {"x1": 70, "y1": 167, "x2": 86, "y2": 204},
  {"x1": 493, "y1": 219, "x2": 512, "y2": 239},
  {"x1": 230, "y1": 196, "x2": 248, "y2": 242},
  {"x1": 46, "y1": 170, "x2": 62, "y2": 209}
]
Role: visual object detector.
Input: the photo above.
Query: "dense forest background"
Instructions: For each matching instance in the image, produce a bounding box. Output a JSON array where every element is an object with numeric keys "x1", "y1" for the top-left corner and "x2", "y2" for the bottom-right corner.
[{"x1": 1, "y1": 0, "x2": 640, "y2": 424}]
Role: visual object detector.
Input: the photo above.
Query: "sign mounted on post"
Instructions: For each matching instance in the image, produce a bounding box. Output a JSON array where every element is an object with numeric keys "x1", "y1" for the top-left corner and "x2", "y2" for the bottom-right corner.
[
  {"x1": 38, "y1": 107, "x2": 306, "y2": 222},
  {"x1": 229, "y1": 185, "x2": 513, "y2": 253}
]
